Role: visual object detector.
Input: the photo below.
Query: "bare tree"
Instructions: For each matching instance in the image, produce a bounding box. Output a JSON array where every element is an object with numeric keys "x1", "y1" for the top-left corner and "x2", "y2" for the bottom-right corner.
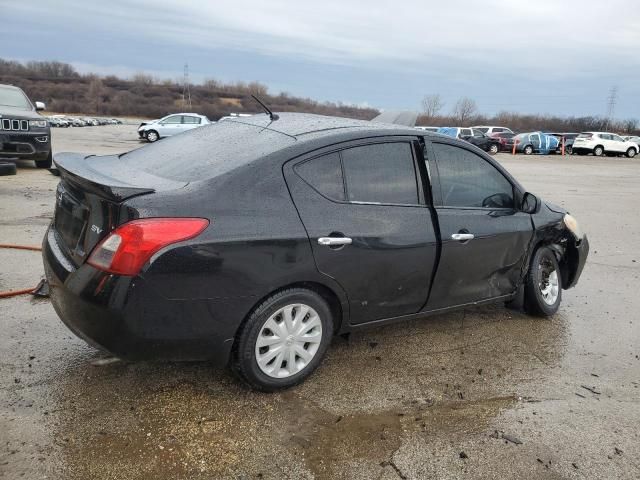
[
  {"x1": 452, "y1": 97, "x2": 478, "y2": 125},
  {"x1": 86, "y1": 77, "x2": 106, "y2": 114},
  {"x1": 421, "y1": 94, "x2": 444, "y2": 121},
  {"x1": 622, "y1": 118, "x2": 638, "y2": 134}
]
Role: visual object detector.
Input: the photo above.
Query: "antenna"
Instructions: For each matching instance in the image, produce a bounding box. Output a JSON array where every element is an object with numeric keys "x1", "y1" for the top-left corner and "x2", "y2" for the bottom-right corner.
[
  {"x1": 182, "y1": 63, "x2": 192, "y2": 110},
  {"x1": 605, "y1": 85, "x2": 617, "y2": 128},
  {"x1": 251, "y1": 95, "x2": 279, "y2": 121}
]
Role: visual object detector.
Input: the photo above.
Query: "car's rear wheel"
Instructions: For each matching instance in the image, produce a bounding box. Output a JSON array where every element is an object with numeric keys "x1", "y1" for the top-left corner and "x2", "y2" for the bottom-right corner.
[
  {"x1": 35, "y1": 151, "x2": 52, "y2": 169},
  {"x1": 488, "y1": 144, "x2": 499, "y2": 155},
  {"x1": 626, "y1": 147, "x2": 637, "y2": 158},
  {"x1": 523, "y1": 145, "x2": 534, "y2": 155},
  {"x1": 146, "y1": 130, "x2": 159, "y2": 142},
  {"x1": 232, "y1": 288, "x2": 333, "y2": 391},
  {"x1": 524, "y1": 246, "x2": 562, "y2": 317},
  {"x1": 593, "y1": 145, "x2": 604, "y2": 156},
  {"x1": 566, "y1": 146, "x2": 573, "y2": 155}
]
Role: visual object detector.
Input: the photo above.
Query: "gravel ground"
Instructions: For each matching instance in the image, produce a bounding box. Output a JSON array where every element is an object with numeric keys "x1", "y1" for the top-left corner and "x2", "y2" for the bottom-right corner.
[{"x1": 1, "y1": 125, "x2": 639, "y2": 479}]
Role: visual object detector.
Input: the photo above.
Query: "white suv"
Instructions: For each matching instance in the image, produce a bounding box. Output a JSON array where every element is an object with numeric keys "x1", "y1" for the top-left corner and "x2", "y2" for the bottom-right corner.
[
  {"x1": 138, "y1": 113, "x2": 211, "y2": 142},
  {"x1": 472, "y1": 126, "x2": 514, "y2": 135},
  {"x1": 572, "y1": 132, "x2": 638, "y2": 158}
]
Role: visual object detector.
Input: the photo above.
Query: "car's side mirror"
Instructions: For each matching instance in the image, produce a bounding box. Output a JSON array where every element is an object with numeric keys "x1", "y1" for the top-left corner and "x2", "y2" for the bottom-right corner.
[
  {"x1": 35, "y1": 101, "x2": 46, "y2": 111},
  {"x1": 521, "y1": 192, "x2": 539, "y2": 214}
]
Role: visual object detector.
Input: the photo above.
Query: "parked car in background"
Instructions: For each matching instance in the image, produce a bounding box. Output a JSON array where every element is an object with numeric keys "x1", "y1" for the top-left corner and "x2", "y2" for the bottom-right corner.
[
  {"x1": 0, "y1": 83, "x2": 52, "y2": 168},
  {"x1": 138, "y1": 113, "x2": 211, "y2": 142},
  {"x1": 415, "y1": 126, "x2": 439, "y2": 132},
  {"x1": 490, "y1": 132, "x2": 516, "y2": 151},
  {"x1": 472, "y1": 126, "x2": 514, "y2": 135},
  {"x1": 548, "y1": 133, "x2": 578, "y2": 155},
  {"x1": 513, "y1": 132, "x2": 560, "y2": 155},
  {"x1": 622, "y1": 135, "x2": 640, "y2": 146},
  {"x1": 44, "y1": 113, "x2": 588, "y2": 390},
  {"x1": 438, "y1": 127, "x2": 501, "y2": 154},
  {"x1": 572, "y1": 132, "x2": 638, "y2": 157}
]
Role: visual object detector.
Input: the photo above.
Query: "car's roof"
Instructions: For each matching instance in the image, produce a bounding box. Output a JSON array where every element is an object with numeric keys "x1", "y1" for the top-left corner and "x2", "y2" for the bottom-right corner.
[
  {"x1": 0, "y1": 83, "x2": 22, "y2": 90},
  {"x1": 224, "y1": 112, "x2": 420, "y2": 139}
]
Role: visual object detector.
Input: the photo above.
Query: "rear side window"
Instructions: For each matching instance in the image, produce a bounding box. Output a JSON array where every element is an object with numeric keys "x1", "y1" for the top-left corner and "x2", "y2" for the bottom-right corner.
[
  {"x1": 295, "y1": 152, "x2": 345, "y2": 201},
  {"x1": 432, "y1": 143, "x2": 514, "y2": 209},
  {"x1": 182, "y1": 116, "x2": 202, "y2": 124},
  {"x1": 341, "y1": 143, "x2": 418, "y2": 205},
  {"x1": 476, "y1": 127, "x2": 489, "y2": 133}
]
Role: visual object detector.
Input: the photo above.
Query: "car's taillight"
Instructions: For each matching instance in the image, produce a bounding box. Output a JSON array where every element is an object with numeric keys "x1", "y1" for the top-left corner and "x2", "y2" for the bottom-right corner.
[{"x1": 87, "y1": 218, "x2": 209, "y2": 276}]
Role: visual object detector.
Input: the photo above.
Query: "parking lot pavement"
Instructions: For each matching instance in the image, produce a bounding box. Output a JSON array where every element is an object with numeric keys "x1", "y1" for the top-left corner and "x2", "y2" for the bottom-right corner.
[{"x1": 1, "y1": 127, "x2": 639, "y2": 479}]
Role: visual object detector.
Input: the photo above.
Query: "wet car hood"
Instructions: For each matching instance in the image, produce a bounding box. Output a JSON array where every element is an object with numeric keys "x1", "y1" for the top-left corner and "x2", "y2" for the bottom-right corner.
[
  {"x1": 0, "y1": 105, "x2": 42, "y2": 120},
  {"x1": 544, "y1": 201, "x2": 567, "y2": 215}
]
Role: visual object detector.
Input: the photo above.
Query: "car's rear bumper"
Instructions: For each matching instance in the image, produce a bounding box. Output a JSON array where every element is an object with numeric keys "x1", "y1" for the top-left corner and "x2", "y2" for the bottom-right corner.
[{"x1": 42, "y1": 227, "x2": 236, "y2": 364}]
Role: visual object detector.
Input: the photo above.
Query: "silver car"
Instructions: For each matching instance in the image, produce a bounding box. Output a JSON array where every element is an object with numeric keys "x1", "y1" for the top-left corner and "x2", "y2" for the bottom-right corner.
[{"x1": 138, "y1": 113, "x2": 211, "y2": 142}]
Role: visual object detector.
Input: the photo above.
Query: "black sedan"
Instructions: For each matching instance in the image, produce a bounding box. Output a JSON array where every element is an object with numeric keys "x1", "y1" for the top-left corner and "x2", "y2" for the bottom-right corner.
[
  {"x1": 459, "y1": 129, "x2": 502, "y2": 155},
  {"x1": 43, "y1": 113, "x2": 588, "y2": 391}
]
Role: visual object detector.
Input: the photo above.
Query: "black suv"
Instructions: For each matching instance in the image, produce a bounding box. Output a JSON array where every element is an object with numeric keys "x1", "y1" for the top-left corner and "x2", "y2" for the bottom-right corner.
[{"x1": 0, "y1": 84, "x2": 52, "y2": 168}]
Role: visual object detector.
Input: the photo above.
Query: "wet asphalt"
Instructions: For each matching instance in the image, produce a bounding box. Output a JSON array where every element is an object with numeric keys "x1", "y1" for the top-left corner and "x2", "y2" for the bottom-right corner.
[{"x1": 1, "y1": 125, "x2": 639, "y2": 479}]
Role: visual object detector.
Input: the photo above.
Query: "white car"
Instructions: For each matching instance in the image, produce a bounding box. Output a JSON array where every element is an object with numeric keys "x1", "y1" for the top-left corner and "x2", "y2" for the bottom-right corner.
[
  {"x1": 138, "y1": 113, "x2": 211, "y2": 142},
  {"x1": 572, "y1": 132, "x2": 638, "y2": 158},
  {"x1": 472, "y1": 125, "x2": 514, "y2": 135}
]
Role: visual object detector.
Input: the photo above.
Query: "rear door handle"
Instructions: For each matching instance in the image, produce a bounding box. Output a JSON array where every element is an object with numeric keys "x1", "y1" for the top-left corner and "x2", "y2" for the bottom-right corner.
[
  {"x1": 318, "y1": 237, "x2": 352, "y2": 246},
  {"x1": 451, "y1": 233, "x2": 474, "y2": 241}
]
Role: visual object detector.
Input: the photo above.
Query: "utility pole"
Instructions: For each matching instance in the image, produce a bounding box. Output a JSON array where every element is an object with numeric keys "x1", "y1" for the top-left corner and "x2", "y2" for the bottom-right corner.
[
  {"x1": 182, "y1": 63, "x2": 192, "y2": 110},
  {"x1": 605, "y1": 85, "x2": 618, "y2": 129}
]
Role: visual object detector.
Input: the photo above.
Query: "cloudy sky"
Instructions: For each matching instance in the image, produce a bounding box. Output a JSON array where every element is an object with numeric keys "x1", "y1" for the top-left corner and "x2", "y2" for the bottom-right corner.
[{"x1": 1, "y1": 0, "x2": 638, "y2": 117}]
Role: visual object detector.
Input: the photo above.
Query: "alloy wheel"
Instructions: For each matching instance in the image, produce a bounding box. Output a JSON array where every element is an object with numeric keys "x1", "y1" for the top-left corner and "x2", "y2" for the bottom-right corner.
[
  {"x1": 255, "y1": 303, "x2": 323, "y2": 378},
  {"x1": 538, "y1": 260, "x2": 559, "y2": 306}
]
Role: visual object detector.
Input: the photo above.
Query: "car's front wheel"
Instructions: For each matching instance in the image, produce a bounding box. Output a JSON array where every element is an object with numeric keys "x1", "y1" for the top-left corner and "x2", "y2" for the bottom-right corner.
[
  {"x1": 145, "y1": 130, "x2": 159, "y2": 142},
  {"x1": 35, "y1": 151, "x2": 52, "y2": 169},
  {"x1": 626, "y1": 147, "x2": 637, "y2": 158},
  {"x1": 488, "y1": 144, "x2": 499, "y2": 155},
  {"x1": 524, "y1": 246, "x2": 562, "y2": 317},
  {"x1": 232, "y1": 288, "x2": 334, "y2": 391},
  {"x1": 523, "y1": 145, "x2": 534, "y2": 155}
]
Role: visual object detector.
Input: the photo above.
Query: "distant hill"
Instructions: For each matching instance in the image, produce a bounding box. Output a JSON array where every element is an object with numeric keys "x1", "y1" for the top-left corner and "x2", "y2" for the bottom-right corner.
[{"x1": 0, "y1": 58, "x2": 379, "y2": 121}]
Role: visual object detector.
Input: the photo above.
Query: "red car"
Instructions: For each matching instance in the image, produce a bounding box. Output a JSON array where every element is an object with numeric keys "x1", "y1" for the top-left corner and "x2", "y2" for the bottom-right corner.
[{"x1": 491, "y1": 132, "x2": 516, "y2": 151}]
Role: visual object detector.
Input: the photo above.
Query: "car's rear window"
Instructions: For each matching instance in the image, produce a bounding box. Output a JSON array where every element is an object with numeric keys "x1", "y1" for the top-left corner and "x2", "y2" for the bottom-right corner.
[
  {"x1": 122, "y1": 121, "x2": 294, "y2": 182},
  {"x1": 577, "y1": 133, "x2": 593, "y2": 139}
]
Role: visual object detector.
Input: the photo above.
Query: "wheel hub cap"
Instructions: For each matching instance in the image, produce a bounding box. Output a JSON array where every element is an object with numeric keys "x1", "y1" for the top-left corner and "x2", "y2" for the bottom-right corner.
[
  {"x1": 539, "y1": 264, "x2": 559, "y2": 306},
  {"x1": 255, "y1": 303, "x2": 323, "y2": 378}
]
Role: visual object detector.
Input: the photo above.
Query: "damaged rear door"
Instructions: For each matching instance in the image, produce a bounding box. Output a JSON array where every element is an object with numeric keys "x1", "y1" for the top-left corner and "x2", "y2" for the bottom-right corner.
[{"x1": 425, "y1": 141, "x2": 533, "y2": 310}]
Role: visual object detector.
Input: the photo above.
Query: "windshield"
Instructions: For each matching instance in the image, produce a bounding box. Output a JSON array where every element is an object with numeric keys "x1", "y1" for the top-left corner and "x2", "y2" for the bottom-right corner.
[{"x1": 0, "y1": 86, "x2": 32, "y2": 109}]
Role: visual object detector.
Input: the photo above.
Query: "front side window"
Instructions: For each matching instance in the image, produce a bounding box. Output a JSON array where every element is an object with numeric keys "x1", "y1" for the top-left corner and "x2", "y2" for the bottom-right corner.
[
  {"x1": 432, "y1": 143, "x2": 514, "y2": 209},
  {"x1": 161, "y1": 115, "x2": 182, "y2": 124},
  {"x1": 476, "y1": 127, "x2": 489, "y2": 133},
  {"x1": 610, "y1": 134, "x2": 623, "y2": 142},
  {"x1": 341, "y1": 143, "x2": 419, "y2": 205}
]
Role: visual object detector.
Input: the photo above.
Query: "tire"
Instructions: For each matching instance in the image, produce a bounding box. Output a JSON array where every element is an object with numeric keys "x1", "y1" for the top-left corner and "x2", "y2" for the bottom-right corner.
[
  {"x1": 523, "y1": 145, "x2": 534, "y2": 155},
  {"x1": 593, "y1": 145, "x2": 604, "y2": 156},
  {"x1": 0, "y1": 162, "x2": 17, "y2": 176},
  {"x1": 488, "y1": 144, "x2": 499, "y2": 155},
  {"x1": 524, "y1": 246, "x2": 562, "y2": 317},
  {"x1": 145, "y1": 130, "x2": 159, "y2": 142},
  {"x1": 626, "y1": 147, "x2": 637, "y2": 158},
  {"x1": 35, "y1": 151, "x2": 52, "y2": 169},
  {"x1": 232, "y1": 288, "x2": 334, "y2": 391},
  {"x1": 566, "y1": 146, "x2": 573, "y2": 155}
]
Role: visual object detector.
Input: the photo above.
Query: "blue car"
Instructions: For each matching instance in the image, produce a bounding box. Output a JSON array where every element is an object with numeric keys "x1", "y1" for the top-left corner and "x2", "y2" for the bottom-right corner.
[{"x1": 513, "y1": 132, "x2": 559, "y2": 155}]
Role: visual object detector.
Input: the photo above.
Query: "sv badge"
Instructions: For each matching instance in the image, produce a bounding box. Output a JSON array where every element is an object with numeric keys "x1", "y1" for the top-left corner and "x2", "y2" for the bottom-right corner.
[{"x1": 91, "y1": 225, "x2": 103, "y2": 235}]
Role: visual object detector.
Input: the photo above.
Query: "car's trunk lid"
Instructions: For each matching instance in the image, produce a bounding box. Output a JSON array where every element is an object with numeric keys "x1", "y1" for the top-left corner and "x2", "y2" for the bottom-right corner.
[{"x1": 52, "y1": 152, "x2": 186, "y2": 266}]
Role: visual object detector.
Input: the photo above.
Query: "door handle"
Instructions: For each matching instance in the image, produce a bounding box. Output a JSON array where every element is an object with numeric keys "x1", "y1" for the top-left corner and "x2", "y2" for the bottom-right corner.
[
  {"x1": 451, "y1": 233, "x2": 474, "y2": 241},
  {"x1": 318, "y1": 237, "x2": 352, "y2": 246}
]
